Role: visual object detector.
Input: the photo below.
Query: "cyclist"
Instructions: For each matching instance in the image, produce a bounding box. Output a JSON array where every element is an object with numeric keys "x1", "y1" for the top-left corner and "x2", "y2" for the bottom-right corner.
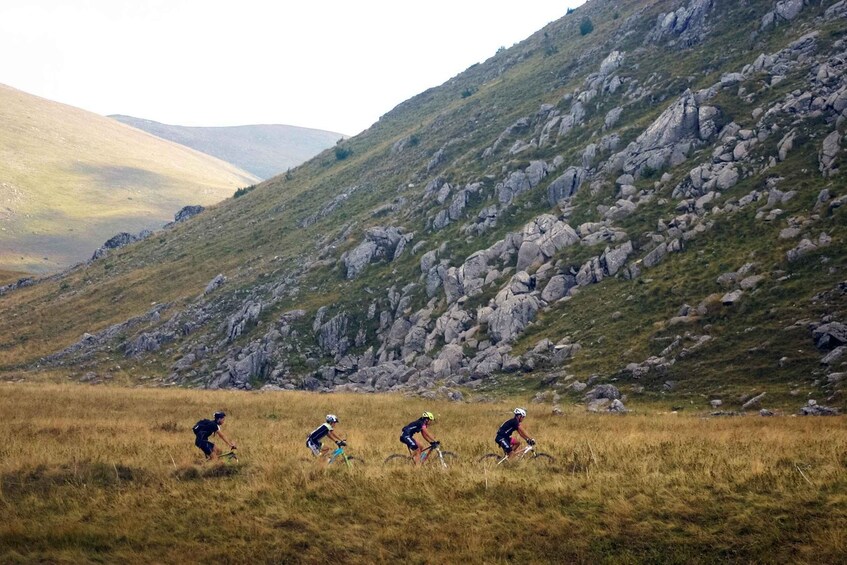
[
  {"x1": 400, "y1": 411, "x2": 438, "y2": 465},
  {"x1": 495, "y1": 408, "x2": 535, "y2": 459},
  {"x1": 192, "y1": 411, "x2": 236, "y2": 461},
  {"x1": 307, "y1": 414, "x2": 346, "y2": 461}
]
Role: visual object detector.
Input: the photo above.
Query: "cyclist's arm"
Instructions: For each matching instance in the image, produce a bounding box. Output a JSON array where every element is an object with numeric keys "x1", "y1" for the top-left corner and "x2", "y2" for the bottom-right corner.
[
  {"x1": 216, "y1": 430, "x2": 236, "y2": 449},
  {"x1": 328, "y1": 430, "x2": 344, "y2": 443},
  {"x1": 421, "y1": 428, "x2": 437, "y2": 443},
  {"x1": 516, "y1": 424, "x2": 532, "y2": 441}
]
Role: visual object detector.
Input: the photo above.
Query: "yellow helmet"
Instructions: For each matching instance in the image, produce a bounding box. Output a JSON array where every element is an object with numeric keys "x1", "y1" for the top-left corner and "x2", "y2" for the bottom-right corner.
[{"x1": 422, "y1": 411, "x2": 435, "y2": 421}]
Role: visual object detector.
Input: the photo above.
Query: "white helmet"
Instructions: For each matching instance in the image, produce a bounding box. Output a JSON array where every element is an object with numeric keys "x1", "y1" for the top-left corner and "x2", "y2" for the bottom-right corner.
[
  {"x1": 514, "y1": 408, "x2": 527, "y2": 418},
  {"x1": 326, "y1": 414, "x2": 339, "y2": 424}
]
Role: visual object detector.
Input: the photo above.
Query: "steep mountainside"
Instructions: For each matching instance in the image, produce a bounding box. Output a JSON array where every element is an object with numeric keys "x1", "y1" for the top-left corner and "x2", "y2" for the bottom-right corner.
[
  {"x1": 2, "y1": 0, "x2": 846, "y2": 413},
  {"x1": 0, "y1": 84, "x2": 258, "y2": 273},
  {"x1": 109, "y1": 116, "x2": 345, "y2": 180}
]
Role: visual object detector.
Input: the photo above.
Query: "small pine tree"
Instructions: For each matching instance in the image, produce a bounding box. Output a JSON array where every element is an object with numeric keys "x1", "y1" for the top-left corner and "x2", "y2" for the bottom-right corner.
[{"x1": 580, "y1": 16, "x2": 594, "y2": 36}]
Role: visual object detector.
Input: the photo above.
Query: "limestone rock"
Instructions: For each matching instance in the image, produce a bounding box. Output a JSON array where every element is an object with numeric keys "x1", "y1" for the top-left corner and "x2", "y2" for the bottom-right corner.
[
  {"x1": 488, "y1": 294, "x2": 539, "y2": 343},
  {"x1": 819, "y1": 131, "x2": 842, "y2": 177},
  {"x1": 204, "y1": 274, "x2": 226, "y2": 295},
  {"x1": 812, "y1": 322, "x2": 847, "y2": 351},
  {"x1": 173, "y1": 205, "x2": 205, "y2": 223}
]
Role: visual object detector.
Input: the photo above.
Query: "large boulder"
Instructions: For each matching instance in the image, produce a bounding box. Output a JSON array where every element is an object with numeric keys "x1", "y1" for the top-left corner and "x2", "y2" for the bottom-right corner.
[
  {"x1": 316, "y1": 312, "x2": 351, "y2": 356},
  {"x1": 174, "y1": 205, "x2": 205, "y2": 223},
  {"x1": 819, "y1": 131, "x2": 842, "y2": 177},
  {"x1": 645, "y1": 0, "x2": 714, "y2": 44},
  {"x1": 584, "y1": 384, "x2": 621, "y2": 401},
  {"x1": 612, "y1": 90, "x2": 702, "y2": 176},
  {"x1": 91, "y1": 231, "x2": 151, "y2": 260},
  {"x1": 775, "y1": 0, "x2": 804, "y2": 22},
  {"x1": 547, "y1": 167, "x2": 587, "y2": 206},
  {"x1": 342, "y1": 227, "x2": 407, "y2": 279},
  {"x1": 637, "y1": 90, "x2": 701, "y2": 149},
  {"x1": 812, "y1": 322, "x2": 847, "y2": 351},
  {"x1": 541, "y1": 275, "x2": 575, "y2": 302},
  {"x1": 343, "y1": 241, "x2": 378, "y2": 279},
  {"x1": 498, "y1": 171, "x2": 531, "y2": 204},
  {"x1": 488, "y1": 295, "x2": 539, "y2": 343}
]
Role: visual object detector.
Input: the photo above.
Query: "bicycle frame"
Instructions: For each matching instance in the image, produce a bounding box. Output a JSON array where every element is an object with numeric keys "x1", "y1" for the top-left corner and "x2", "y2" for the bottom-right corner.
[
  {"x1": 495, "y1": 444, "x2": 535, "y2": 465},
  {"x1": 418, "y1": 444, "x2": 448, "y2": 468},
  {"x1": 327, "y1": 446, "x2": 352, "y2": 467}
]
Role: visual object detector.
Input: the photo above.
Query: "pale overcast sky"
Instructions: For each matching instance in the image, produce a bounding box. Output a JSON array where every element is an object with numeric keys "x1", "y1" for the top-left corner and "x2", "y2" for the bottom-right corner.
[{"x1": 0, "y1": 1, "x2": 586, "y2": 136}]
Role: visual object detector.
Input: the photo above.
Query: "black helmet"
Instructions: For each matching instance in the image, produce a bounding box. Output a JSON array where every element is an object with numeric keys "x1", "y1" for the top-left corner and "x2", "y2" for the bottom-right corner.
[{"x1": 214, "y1": 411, "x2": 226, "y2": 420}]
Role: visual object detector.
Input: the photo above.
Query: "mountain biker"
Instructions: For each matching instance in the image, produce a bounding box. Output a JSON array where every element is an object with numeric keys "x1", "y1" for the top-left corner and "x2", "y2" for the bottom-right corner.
[
  {"x1": 307, "y1": 414, "x2": 346, "y2": 461},
  {"x1": 193, "y1": 411, "x2": 236, "y2": 461},
  {"x1": 495, "y1": 408, "x2": 535, "y2": 459},
  {"x1": 400, "y1": 411, "x2": 438, "y2": 465}
]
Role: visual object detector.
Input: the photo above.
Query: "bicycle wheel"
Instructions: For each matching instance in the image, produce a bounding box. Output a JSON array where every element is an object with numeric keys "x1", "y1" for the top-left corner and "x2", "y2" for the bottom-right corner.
[
  {"x1": 432, "y1": 451, "x2": 458, "y2": 468},
  {"x1": 383, "y1": 453, "x2": 413, "y2": 466},
  {"x1": 344, "y1": 456, "x2": 365, "y2": 467},
  {"x1": 478, "y1": 453, "x2": 504, "y2": 468},
  {"x1": 531, "y1": 453, "x2": 556, "y2": 465}
]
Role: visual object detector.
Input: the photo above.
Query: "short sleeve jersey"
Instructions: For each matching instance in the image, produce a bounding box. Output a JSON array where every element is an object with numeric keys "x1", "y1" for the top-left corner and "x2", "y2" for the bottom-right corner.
[
  {"x1": 308, "y1": 423, "x2": 333, "y2": 443},
  {"x1": 193, "y1": 419, "x2": 220, "y2": 441},
  {"x1": 402, "y1": 417, "x2": 427, "y2": 437},
  {"x1": 496, "y1": 417, "x2": 520, "y2": 440}
]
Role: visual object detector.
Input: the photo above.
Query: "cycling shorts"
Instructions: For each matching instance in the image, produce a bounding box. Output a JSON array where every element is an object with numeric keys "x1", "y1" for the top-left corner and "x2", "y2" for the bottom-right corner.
[
  {"x1": 496, "y1": 436, "x2": 516, "y2": 454},
  {"x1": 306, "y1": 438, "x2": 322, "y2": 457},
  {"x1": 400, "y1": 434, "x2": 418, "y2": 451},
  {"x1": 196, "y1": 438, "x2": 215, "y2": 457}
]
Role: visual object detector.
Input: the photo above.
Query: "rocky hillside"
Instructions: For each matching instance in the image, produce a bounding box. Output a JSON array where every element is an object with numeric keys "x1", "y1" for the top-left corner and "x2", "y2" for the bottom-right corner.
[
  {"x1": 109, "y1": 116, "x2": 345, "y2": 180},
  {"x1": 0, "y1": 84, "x2": 258, "y2": 273},
  {"x1": 2, "y1": 0, "x2": 846, "y2": 414}
]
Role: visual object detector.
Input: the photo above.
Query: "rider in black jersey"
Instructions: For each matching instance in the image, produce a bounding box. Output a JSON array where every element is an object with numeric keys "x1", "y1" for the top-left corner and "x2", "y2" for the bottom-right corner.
[
  {"x1": 192, "y1": 411, "x2": 236, "y2": 460},
  {"x1": 307, "y1": 414, "x2": 345, "y2": 462},
  {"x1": 495, "y1": 408, "x2": 534, "y2": 459},
  {"x1": 400, "y1": 411, "x2": 438, "y2": 465}
]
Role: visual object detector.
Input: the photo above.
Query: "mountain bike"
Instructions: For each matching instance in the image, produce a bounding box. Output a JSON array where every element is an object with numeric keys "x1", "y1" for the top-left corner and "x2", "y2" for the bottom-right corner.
[
  {"x1": 383, "y1": 442, "x2": 457, "y2": 468},
  {"x1": 326, "y1": 444, "x2": 364, "y2": 468},
  {"x1": 478, "y1": 443, "x2": 555, "y2": 467},
  {"x1": 217, "y1": 448, "x2": 239, "y2": 463}
]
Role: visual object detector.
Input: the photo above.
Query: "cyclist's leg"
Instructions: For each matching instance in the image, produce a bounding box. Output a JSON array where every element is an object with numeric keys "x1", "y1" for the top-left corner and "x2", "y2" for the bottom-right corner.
[
  {"x1": 197, "y1": 438, "x2": 215, "y2": 461},
  {"x1": 307, "y1": 439, "x2": 329, "y2": 465},
  {"x1": 496, "y1": 437, "x2": 513, "y2": 459},
  {"x1": 401, "y1": 435, "x2": 420, "y2": 464},
  {"x1": 505, "y1": 437, "x2": 523, "y2": 458}
]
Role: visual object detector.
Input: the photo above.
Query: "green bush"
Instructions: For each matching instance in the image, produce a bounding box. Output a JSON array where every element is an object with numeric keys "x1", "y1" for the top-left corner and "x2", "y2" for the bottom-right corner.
[
  {"x1": 580, "y1": 17, "x2": 594, "y2": 36},
  {"x1": 335, "y1": 146, "x2": 353, "y2": 160},
  {"x1": 234, "y1": 185, "x2": 256, "y2": 198}
]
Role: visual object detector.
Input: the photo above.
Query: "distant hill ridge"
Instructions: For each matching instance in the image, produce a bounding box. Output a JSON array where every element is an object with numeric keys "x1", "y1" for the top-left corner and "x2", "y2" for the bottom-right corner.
[
  {"x1": 109, "y1": 116, "x2": 345, "y2": 180},
  {"x1": 0, "y1": 83, "x2": 257, "y2": 273}
]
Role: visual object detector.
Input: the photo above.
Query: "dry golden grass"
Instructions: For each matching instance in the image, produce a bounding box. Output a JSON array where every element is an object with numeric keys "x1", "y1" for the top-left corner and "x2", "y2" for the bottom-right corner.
[{"x1": 1, "y1": 383, "x2": 845, "y2": 564}]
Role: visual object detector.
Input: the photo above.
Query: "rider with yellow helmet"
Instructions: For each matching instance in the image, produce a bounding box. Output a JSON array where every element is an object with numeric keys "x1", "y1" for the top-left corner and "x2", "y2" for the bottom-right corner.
[{"x1": 400, "y1": 411, "x2": 438, "y2": 465}]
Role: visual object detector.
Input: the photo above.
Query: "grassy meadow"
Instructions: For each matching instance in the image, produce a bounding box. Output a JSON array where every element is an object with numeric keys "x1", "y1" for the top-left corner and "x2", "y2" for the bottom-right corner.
[{"x1": 1, "y1": 383, "x2": 845, "y2": 564}]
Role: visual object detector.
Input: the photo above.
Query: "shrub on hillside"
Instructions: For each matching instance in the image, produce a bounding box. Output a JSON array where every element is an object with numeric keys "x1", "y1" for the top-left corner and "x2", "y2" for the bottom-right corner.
[
  {"x1": 580, "y1": 17, "x2": 594, "y2": 36},
  {"x1": 335, "y1": 145, "x2": 353, "y2": 160},
  {"x1": 234, "y1": 185, "x2": 256, "y2": 198}
]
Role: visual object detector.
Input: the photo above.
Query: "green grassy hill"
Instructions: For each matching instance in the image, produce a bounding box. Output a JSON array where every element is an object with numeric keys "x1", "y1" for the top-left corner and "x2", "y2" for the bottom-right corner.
[
  {"x1": 109, "y1": 115, "x2": 345, "y2": 180},
  {"x1": 0, "y1": 0, "x2": 845, "y2": 414},
  {"x1": 0, "y1": 84, "x2": 258, "y2": 273}
]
